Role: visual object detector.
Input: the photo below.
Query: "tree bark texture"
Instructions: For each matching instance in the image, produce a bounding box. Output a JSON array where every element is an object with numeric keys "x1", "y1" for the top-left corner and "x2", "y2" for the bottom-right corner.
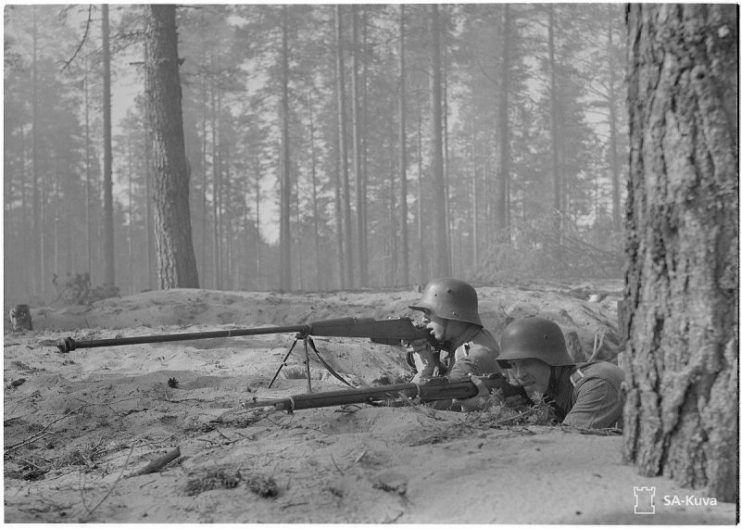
[
  {"x1": 102, "y1": 4, "x2": 115, "y2": 287},
  {"x1": 279, "y1": 5, "x2": 292, "y2": 291},
  {"x1": 398, "y1": 4, "x2": 409, "y2": 287},
  {"x1": 429, "y1": 5, "x2": 451, "y2": 278},
  {"x1": 351, "y1": 5, "x2": 368, "y2": 287},
  {"x1": 335, "y1": 5, "x2": 353, "y2": 289},
  {"x1": 606, "y1": 6, "x2": 622, "y2": 231},
  {"x1": 548, "y1": 5, "x2": 562, "y2": 251},
  {"x1": 495, "y1": 4, "x2": 511, "y2": 243},
  {"x1": 145, "y1": 4, "x2": 200, "y2": 289},
  {"x1": 623, "y1": 4, "x2": 738, "y2": 503}
]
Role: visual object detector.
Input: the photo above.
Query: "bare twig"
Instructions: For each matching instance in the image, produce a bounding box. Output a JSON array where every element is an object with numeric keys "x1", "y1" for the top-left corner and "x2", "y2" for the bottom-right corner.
[
  {"x1": 81, "y1": 442, "x2": 136, "y2": 521},
  {"x1": 4, "y1": 409, "x2": 82, "y2": 453},
  {"x1": 71, "y1": 396, "x2": 140, "y2": 417},
  {"x1": 329, "y1": 454, "x2": 345, "y2": 475},
  {"x1": 490, "y1": 408, "x2": 537, "y2": 426},
  {"x1": 61, "y1": 5, "x2": 93, "y2": 72},
  {"x1": 212, "y1": 427, "x2": 233, "y2": 443},
  {"x1": 590, "y1": 329, "x2": 606, "y2": 362},
  {"x1": 163, "y1": 387, "x2": 206, "y2": 404}
]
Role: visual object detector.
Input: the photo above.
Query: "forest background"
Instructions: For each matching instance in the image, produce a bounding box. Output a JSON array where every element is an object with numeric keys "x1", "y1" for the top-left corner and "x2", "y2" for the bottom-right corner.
[{"x1": 3, "y1": 4, "x2": 627, "y2": 305}]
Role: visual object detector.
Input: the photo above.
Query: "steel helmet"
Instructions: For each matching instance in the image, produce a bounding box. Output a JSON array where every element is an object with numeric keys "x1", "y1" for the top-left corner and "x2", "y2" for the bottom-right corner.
[
  {"x1": 497, "y1": 317, "x2": 573, "y2": 367},
  {"x1": 409, "y1": 278, "x2": 482, "y2": 326}
]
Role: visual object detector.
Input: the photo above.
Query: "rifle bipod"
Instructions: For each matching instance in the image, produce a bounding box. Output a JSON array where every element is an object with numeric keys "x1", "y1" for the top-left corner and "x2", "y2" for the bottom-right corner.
[{"x1": 267, "y1": 333, "x2": 354, "y2": 392}]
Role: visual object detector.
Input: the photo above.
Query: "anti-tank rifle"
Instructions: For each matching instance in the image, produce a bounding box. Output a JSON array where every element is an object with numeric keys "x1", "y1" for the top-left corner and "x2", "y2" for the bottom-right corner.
[
  {"x1": 55, "y1": 317, "x2": 440, "y2": 390},
  {"x1": 55, "y1": 317, "x2": 438, "y2": 353}
]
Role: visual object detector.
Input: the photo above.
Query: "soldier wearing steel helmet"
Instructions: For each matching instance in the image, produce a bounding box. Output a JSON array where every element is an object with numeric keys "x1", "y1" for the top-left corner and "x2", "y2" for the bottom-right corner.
[
  {"x1": 406, "y1": 278, "x2": 501, "y2": 384},
  {"x1": 467, "y1": 316, "x2": 625, "y2": 428}
]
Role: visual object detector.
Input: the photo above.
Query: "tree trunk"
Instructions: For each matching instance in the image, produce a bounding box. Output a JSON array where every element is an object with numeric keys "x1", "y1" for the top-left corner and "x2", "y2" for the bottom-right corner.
[
  {"x1": 606, "y1": 5, "x2": 621, "y2": 231},
  {"x1": 142, "y1": 43, "x2": 156, "y2": 291},
  {"x1": 210, "y1": 75, "x2": 221, "y2": 289},
  {"x1": 279, "y1": 5, "x2": 292, "y2": 291},
  {"x1": 470, "y1": 122, "x2": 479, "y2": 268},
  {"x1": 398, "y1": 4, "x2": 409, "y2": 287},
  {"x1": 429, "y1": 4, "x2": 451, "y2": 278},
  {"x1": 145, "y1": 4, "x2": 199, "y2": 289},
  {"x1": 440, "y1": 8, "x2": 452, "y2": 275},
  {"x1": 308, "y1": 92, "x2": 322, "y2": 290},
  {"x1": 145, "y1": 109, "x2": 155, "y2": 290},
  {"x1": 495, "y1": 4, "x2": 512, "y2": 244},
  {"x1": 84, "y1": 56, "x2": 93, "y2": 282},
  {"x1": 127, "y1": 140, "x2": 134, "y2": 293},
  {"x1": 102, "y1": 4, "x2": 115, "y2": 288},
  {"x1": 254, "y1": 176, "x2": 262, "y2": 289},
  {"x1": 416, "y1": 101, "x2": 427, "y2": 282},
  {"x1": 548, "y1": 5, "x2": 562, "y2": 262},
  {"x1": 31, "y1": 6, "x2": 40, "y2": 295},
  {"x1": 335, "y1": 5, "x2": 353, "y2": 289},
  {"x1": 351, "y1": 5, "x2": 367, "y2": 287},
  {"x1": 623, "y1": 3, "x2": 738, "y2": 503}
]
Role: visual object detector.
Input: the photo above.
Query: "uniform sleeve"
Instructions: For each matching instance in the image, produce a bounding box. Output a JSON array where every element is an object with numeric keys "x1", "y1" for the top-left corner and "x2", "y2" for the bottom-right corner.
[
  {"x1": 562, "y1": 377, "x2": 623, "y2": 429},
  {"x1": 446, "y1": 343, "x2": 501, "y2": 382}
]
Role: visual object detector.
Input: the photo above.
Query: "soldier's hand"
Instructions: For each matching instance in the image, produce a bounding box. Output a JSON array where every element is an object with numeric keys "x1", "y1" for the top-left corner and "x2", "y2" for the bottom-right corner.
[
  {"x1": 456, "y1": 374, "x2": 491, "y2": 412},
  {"x1": 403, "y1": 338, "x2": 431, "y2": 354},
  {"x1": 404, "y1": 338, "x2": 439, "y2": 380}
]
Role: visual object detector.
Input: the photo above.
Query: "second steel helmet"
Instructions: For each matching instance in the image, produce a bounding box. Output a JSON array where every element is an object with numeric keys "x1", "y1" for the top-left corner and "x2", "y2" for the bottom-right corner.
[
  {"x1": 497, "y1": 317, "x2": 573, "y2": 367},
  {"x1": 409, "y1": 278, "x2": 482, "y2": 326}
]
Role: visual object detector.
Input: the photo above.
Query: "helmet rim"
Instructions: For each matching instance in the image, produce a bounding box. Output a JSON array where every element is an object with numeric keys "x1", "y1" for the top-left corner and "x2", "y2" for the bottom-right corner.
[
  {"x1": 497, "y1": 317, "x2": 574, "y2": 367},
  {"x1": 409, "y1": 278, "x2": 483, "y2": 326}
]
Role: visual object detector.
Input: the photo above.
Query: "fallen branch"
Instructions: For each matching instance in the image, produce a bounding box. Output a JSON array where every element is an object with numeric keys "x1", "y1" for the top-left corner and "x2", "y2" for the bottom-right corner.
[{"x1": 129, "y1": 447, "x2": 181, "y2": 477}]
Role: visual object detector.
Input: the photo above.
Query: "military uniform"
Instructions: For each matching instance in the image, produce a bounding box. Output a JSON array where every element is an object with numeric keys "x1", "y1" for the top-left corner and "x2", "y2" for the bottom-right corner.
[
  {"x1": 444, "y1": 326, "x2": 501, "y2": 382},
  {"x1": 555, "y1": 361, "x2": 625, "y2": 429},
  {"x1": 496, "y1": 317, "x2": 626, "y2": 429},
  {"x1": 408, "y1": 278, "x2": 501, "y2": 387}
]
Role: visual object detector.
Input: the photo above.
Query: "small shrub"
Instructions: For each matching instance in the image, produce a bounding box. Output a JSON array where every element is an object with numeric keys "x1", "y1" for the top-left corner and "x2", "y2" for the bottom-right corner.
[{"x1": 52, "y1": 273, "x2": 120, "y2": 305}]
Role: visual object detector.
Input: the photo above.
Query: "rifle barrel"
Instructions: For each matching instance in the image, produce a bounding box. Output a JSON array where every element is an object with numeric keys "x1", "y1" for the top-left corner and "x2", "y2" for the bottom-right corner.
[
  {"x1": 243, "y1": 380, "x2": 481, "y2": 412},
  {"x1": 56, "y1": 324, "x2": 310, "y2": 353}
]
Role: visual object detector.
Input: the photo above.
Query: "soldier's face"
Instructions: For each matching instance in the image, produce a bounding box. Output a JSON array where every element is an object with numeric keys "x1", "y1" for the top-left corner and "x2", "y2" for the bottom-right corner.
[
  {"x1": 507, "y1": 358, "x2": 550, "y2": 397},
  {"x1": 421, "y1": 310, "x2": 446, "y2": 341}
]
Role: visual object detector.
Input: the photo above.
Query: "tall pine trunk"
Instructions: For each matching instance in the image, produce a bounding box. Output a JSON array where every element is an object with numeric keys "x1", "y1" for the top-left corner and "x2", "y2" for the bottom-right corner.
[
  {"x1": 145, "y1": 4, "x2": 199, "y2": 289},
  {"x1": 623, "y1": 3, "x2": 738, "y2": 503},
  {"x1": 279, "y1": 5, "x2": 291, "y2": 291},
  {"x1": 606, "y1": 5, "x2": 621, "y2": 231},
  {"x1": 429, "y1": 4, "x2": 450, "y2": 278},
  {"x1": 308, "y1": 93, "x2": 322, "y2": 290},
  {"x1": 351, "y1": 5, "x2": 367, "y2": 286},
  {"x1": 397, "y1": 4, "x2": 409, "y2": 287},
  {"x1": 495, "y1": 4, "x2": 512, "y2": 244},
  {"x1": 31, "y1": 6, "x2": 40, "y2": 296},
  {"x1": 102, "y1": 4, "x2": 115, "y2": 288},
  {"x1": 547, "y1": 5, "x2": 562, "y2": 263},
  {"x1": 335, "y1": 5, "x2": 353, "y2": 288}
]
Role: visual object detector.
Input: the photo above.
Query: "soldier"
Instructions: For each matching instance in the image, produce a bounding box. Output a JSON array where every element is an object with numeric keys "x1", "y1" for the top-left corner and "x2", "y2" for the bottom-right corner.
[
  {"x1": 465, "y1": 317, "x2": 625, "y2": 428},
  {"x1": 406, "y1": 278, "x2": 501, "y2": 383}
]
